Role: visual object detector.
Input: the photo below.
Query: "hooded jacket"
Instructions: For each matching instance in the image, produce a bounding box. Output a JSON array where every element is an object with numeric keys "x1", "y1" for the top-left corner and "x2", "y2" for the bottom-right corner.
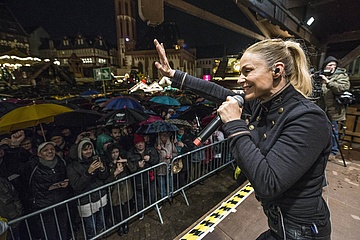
[
  {"x1": 95, "y1": 134, "x2": 114, "y2": 163},
  {"x1": 322, "y1": 56, "x2": 338, "y2": 68},
  {"x1": 66, "y1": 139, "x2": 109, "y2": 205}
]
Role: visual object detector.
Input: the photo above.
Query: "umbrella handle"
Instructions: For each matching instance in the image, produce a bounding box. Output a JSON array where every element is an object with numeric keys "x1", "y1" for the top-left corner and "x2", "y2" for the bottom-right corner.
[{"x1": 39, "y1": 123, "x2": 47, "y2": 141}]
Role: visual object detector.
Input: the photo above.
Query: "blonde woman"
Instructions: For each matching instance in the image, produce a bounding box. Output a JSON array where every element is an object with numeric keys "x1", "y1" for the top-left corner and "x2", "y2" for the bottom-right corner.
[{"x1": 154, "y1": 38, "x2": 332, "y2": 239}]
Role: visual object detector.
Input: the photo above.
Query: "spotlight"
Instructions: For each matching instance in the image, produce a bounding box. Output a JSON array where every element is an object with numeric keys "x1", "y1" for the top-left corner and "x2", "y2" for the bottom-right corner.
[{"x1": 306, "y1": 17, "x2": 315, "y2": 26}]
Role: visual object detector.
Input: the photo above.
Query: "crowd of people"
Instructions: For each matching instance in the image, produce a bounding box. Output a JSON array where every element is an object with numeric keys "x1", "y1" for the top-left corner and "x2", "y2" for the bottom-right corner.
[{"x1": 0, "y1": 97, "x2": 227, "y2": 239}]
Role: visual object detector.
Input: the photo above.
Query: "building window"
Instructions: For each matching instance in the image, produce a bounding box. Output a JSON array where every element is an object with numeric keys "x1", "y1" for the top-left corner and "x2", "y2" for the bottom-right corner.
[
  {"x1": 125, "y1": 2, "x2": 129, "y2": 15},
  {"x1": 82, "y1": 58, "x2": 93, "y2": 64},
  {"x1": 152, "y1": 61, "x2": 158, "y2": 79},
  {"x1": 138, "y1": 62, "x2": 143, "y2": 73},
  {"x1": 98, "y1": 58, "x2": 107, "y2": 64}
]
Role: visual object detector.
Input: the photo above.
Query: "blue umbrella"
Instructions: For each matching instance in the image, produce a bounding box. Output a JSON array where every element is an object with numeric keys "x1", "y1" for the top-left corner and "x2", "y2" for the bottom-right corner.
[
  {"x1": 95, "y1": 98, "x2": 109, "y2": 104},
  {"x1": 150, "y1": 96, "x2": 181, "y2": 106},
  {"x1": 80, "y1": 90, "x2": 100, "y2": 96},
  {"x1": 0, "y1": 102, "x2": 18, "y2": 117},
  {"x1": 102, "y1": 96, "x2": 144, "y2": 111}
]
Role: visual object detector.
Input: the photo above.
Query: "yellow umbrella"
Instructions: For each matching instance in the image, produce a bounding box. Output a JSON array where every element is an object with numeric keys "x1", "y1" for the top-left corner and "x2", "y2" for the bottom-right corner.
[{"x1": 0, "y1": 103, "x2": 73, "y2": 134}]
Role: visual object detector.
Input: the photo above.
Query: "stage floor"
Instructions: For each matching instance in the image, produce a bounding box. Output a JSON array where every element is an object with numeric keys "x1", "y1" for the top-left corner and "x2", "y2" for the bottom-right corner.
[{"x1": 177, "y1": 155, "x2": 360, "y2": 240}]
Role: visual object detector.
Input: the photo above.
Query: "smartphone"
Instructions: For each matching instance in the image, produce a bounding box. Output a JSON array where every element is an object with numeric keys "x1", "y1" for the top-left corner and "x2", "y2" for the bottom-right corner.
[{"x1": 92, "y1": 155, "x2": 100, "y2": 162}]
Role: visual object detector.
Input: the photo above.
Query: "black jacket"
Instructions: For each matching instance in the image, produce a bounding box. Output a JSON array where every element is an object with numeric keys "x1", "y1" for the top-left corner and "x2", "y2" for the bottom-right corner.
[
  {"x1": 23, "y1": 156, "x2": 70, "y2": 210},
  {"x1": 172, "y1": 70, "x2": 332, "y2": 224},
  {"x1": 66, "y1": 156, "x2": 109, "y2": 205},
  {"x1": 126, "y1": 146, "x2": 159, "y2": 188}
]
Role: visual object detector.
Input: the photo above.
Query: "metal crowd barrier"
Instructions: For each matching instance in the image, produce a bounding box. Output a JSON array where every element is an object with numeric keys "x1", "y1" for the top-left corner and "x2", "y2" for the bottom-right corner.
[{"x1": 7, "y1": 139, "x2": 234, "y2": 240}]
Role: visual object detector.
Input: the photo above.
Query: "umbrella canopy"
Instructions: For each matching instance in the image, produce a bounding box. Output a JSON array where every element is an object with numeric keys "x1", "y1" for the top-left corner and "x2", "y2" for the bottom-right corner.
[
  {"x1": 0, "y1": 103, "x2": 73, "y2": 133},
  {"x1": 98, "y1": 108, "x2": 149, "y2": 126},
  {"x1": 54, "y1": 109, "x2": 103, "y2": 128},
  {"x1": 136, "y1": 120, "x2": 178, "y2": 134},
  {"x1": 94, "y1": 97, "x2": 109, "y2": 103},
  {"x1": 176, "y1": 103, "x2": 214, "y2": 121},
  {"x1": 150, "y1": 96, "x2": 181, "y2": 106},
  {"x1": 80, "y1": 90, "x2": 100, "y2": 96},
  {"x1": 165, "y1": 118, "x2": 192, "y2": 128},
  {"x1": 139, "y1": 115, "x2": 163, "y2": 125},
  {"x1": 176, "y1": 95, "x2": 193, "y2": 105},
  {"x1": 0, "y1": 102, "x2": 18, "y2": 117},
  {"x1": 102, "y1": 96, "x2": 144, "y2": 111},
  {"x1": 200, "y1": 114, "x2": 217, "y2": 127}
]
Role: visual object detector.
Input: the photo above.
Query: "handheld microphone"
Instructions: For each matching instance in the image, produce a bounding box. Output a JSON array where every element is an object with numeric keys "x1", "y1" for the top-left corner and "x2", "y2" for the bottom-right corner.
[{"x1": 193, "y1": 95, "x2": 244, "y2": 147}]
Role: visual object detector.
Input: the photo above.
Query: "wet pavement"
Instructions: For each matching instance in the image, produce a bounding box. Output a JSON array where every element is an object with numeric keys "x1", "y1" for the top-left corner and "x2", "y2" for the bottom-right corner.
[{"x1": 102, "y1": 166, "x2": 239, "y2": 240}]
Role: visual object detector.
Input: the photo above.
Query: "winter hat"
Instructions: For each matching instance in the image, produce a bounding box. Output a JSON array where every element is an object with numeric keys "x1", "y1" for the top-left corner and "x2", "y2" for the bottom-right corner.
[
  {"x1": 37, "y1": 141, "x2": 56, "y2": 153},
  {"x1": 49, "y1": 128, "x2": 63, "y2": 139},
  {"x1": 95, "y1": 134, "x2": 114, "y2": 155},
  {"x1": 322, "y1": 56, "x2": 338, "y2": 69},
  {"x1": 133, "y1": 133, "x2": 145, "y2": 145}
]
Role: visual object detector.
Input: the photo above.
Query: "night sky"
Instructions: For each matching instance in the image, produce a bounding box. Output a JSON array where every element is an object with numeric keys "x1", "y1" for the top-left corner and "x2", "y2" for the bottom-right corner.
[{"x1": 3, "y1": 0, "x2": 258, "y2": 55}]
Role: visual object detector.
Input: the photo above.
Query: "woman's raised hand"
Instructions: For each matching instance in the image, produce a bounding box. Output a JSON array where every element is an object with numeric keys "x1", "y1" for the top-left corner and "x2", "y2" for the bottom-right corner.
[{"x1": 154, "y1": 39, "x2": 175, "y2": 78}]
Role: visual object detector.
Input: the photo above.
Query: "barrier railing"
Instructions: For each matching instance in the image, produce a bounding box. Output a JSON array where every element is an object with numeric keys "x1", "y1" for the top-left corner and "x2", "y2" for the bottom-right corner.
[{"x1": 7, "y1": 139, "x2": 234, "y2": 240}]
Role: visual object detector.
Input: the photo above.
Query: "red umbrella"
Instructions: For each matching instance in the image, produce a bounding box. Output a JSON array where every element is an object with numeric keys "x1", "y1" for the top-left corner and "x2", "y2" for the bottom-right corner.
[
  {"x1": 139, "y1": 115, "x2": 163, "y2": 125},
  {"x1": 201, "y1": 114, "x2": 217, "y2": 127}
]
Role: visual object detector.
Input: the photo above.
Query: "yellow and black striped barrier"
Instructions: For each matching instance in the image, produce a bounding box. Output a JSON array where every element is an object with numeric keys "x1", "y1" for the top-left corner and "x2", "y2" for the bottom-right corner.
[{"x1": 180, "y1": 183, "x2": 254, "y2": 240}]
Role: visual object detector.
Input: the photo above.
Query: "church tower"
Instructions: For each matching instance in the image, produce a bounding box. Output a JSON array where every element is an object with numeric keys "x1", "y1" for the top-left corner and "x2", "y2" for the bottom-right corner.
[{"x1": 114, "y1": 0, "x2": 137, "y2": 67}]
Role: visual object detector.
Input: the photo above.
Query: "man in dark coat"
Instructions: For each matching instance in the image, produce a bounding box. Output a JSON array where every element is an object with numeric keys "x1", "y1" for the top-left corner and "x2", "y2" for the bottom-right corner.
[
  {"x1": 23, "y1": 141, "x2": 71, "y2": 240},
  {"x1": 126, "y1": 134, "x2": 159, "y2": 217}
]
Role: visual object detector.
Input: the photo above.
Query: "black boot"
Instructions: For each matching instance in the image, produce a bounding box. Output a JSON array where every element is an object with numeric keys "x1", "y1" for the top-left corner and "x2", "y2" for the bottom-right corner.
[
  {"x1": 123, "y1": 222, "x2": 129, "y2": 234},
  {"x1": 117, "y1": 226, "x2": 124, "y2": 236}
]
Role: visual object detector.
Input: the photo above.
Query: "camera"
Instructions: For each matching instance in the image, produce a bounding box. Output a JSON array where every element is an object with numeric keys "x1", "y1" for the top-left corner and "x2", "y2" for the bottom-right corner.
[
  {"x1": 311, "y1": 69, "x2": 333, "y2": 99},
  {"x1": 313, "y1": 69, "x2": 332, "y2": 81}
]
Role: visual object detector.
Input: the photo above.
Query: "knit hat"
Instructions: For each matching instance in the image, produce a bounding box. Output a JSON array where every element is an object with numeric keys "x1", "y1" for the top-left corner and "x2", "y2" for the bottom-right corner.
[
  {"x1": 133, "y1": 133, "x2": 145, "y2": 145},
  {"x1": 49, "y1": 128, "x2": 63, "y2": 139},
  {"x1": 37, "y1": 142, "x2": 56, "y2": 153},
  {"x1": 322, "y1": 56, "x2": 338, "y2": 69}
]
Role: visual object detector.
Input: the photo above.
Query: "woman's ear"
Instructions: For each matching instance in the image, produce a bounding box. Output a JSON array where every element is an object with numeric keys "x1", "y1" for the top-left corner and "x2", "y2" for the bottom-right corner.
[{"x1": 272, "y1": 62, "x2": 284, "y2": 79}]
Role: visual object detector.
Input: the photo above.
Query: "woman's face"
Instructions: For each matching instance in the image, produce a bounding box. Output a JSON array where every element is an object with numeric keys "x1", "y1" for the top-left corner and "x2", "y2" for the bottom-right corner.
[
  {"x1": 82, "y1": 145, "x2": 93, "y2": 159},
  {"x1": 111, "y1": 148, "x2": 120, "y2": 161},
  {"x1": 238, "y1": 52, "x2": 274, "y2": 101}
]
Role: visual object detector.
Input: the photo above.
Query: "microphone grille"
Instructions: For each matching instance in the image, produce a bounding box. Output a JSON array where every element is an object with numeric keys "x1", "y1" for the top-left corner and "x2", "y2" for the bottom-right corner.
[{"x1": 233, "y1": 94, "x2": 244, "y2": 106}]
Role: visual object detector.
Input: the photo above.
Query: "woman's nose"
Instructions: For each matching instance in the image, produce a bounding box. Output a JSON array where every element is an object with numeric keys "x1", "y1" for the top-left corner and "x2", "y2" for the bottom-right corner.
[{"x1": 237, "y1": 74, "x2": 246, "y2": 84}]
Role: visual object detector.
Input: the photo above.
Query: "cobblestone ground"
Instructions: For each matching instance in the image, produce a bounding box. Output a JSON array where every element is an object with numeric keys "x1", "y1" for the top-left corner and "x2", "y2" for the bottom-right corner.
[{"x1": 103, "y1": 166, "x2": 239, "y2": 240}]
